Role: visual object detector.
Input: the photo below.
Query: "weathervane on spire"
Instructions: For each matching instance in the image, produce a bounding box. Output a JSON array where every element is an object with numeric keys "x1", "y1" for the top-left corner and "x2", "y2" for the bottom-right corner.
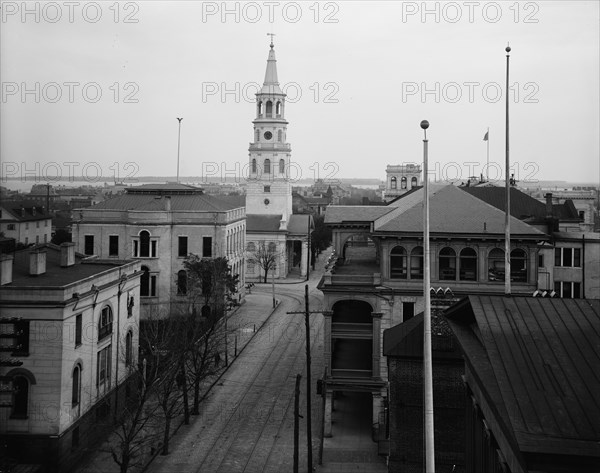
[{"x1": 267, "y1": 32, "x2": 275, "y2": 48}]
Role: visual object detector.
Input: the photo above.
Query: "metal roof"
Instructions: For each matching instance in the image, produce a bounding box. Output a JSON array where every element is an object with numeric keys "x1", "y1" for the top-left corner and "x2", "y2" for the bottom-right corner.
[{"x1": 446, "y1": 295, "x2": 600, "y2": 461}]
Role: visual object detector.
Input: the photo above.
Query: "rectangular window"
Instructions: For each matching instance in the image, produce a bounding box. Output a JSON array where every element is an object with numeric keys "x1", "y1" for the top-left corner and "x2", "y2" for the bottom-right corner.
[
  {"x1": 403, "y1": 302, "x2": 415, "y2": 321},
  {"x1": 574, "y1": 249, "x2": 581, "y2": 267},
  {"x1": 538, "y1": 254, "x2": 544, "y2": 268},
  {"x1": 151, "y1": 240, "x2": 157, "y2": 257},
  {"x1": 75, "y1": 314, "x2": 82, "y2": 347},
  {"x1": 84, "y1": 235, "x2": 94, "y2": 255},
  {"x1": 264, "y1": 185, "x2": 271, "y2": 193},
  {"x1": 554, "y1": 248, "x2": 561, "y2": 267},
  {"x1": 35, "y1": 235, "x2": 39, "y2": 244},
  {"x1": 203, "y1": 237, "x2": 212, "y2": 257},
  {"x1": 563, "y1": 248, "x2": 572, "y2": 267},
  {"x1": 44, "y1": 234, "x2": 47, "y2": 243},
  {"x1": 133, "y1": 240, "x2": 138, "y2": 257},
  {"x1": 12, "y1": 320, "x2": 30, "y2": 356},
  {"x1": 563, "y1": 282, "x2": 572, "y2": 298},
  {"x1": 178, "y1": 236, "x2": 188, "y2": 257},
  {"x1": 7, "y1": 223, "x2": 15, "y2": 230},
  {"x1": 150, "y1": 275, "x2": 157, "y2": 297},
  {"x1": 574, "y1": 282, "x2": 581, "y2": 298},
  {"x1": 555, "y1": 247, "x2": 582, "y2": 267},
  {"x1": 109, "y1": 235, "x2": 119, "y2": 256},
  {"x1": 97, "y1": 345, "x2": 112, "y2": 386}
]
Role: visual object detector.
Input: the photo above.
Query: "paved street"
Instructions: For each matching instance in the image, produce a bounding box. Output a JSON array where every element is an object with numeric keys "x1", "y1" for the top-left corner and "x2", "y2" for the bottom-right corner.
[{"x1": 146, "y1": 266, "x2": 327, "y2": 473}]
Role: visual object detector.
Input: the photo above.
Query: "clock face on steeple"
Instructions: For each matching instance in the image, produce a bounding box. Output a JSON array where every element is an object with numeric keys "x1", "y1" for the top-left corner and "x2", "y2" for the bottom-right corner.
[{"x1": 263, "y1": 131, "x2": 272, "y2": 140}]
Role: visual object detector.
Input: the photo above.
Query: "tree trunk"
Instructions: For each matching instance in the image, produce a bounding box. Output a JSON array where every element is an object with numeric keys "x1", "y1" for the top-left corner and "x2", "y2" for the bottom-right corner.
[
  {"x1": 263, "y1": 269, "x2": 268, "y2": 283},
  {"x1": 192, "y1": 378, "x2": 201, "y2": 415},
  {"x1": 120, "y1": 453, "x2": 129, "y2": 473},
  {"x1": 161, "y1": 417, "x2": 171, "y2": 455},
  {"x1": 181, "y1": 364, "x2": 190, "y2": 425}
]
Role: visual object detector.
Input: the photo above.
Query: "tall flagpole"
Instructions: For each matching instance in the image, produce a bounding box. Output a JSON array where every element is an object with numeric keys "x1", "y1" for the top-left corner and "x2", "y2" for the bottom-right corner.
[
  {"x1": 486, "y1": 127, "x2": 490, "y2": 181},
  {"x1": 421, "y1": 119, "x2": 435, "y2": 473},
  {"x1": 504, "y1": 45, "x2": 511, "y2": 295},
  {"x1": 176, "y1": 117, "x2": 183, "y2": 183}
]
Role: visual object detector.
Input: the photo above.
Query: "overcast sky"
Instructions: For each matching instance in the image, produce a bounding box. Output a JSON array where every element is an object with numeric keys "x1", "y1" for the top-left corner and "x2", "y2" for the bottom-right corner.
[{"x1": 1, "y1": 1, "x2": 599, "y2": 187}]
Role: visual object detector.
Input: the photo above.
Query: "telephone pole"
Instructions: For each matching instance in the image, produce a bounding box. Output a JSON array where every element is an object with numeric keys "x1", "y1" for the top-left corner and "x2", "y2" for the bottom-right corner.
[{"x1": 287, "y1": 284, "x2": 327, "y2": 473}]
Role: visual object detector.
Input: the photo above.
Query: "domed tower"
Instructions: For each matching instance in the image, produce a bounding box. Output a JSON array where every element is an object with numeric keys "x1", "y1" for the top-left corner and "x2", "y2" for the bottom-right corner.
[{"x1": 245, "y1": 39, "x2": 293, "y2": 224}]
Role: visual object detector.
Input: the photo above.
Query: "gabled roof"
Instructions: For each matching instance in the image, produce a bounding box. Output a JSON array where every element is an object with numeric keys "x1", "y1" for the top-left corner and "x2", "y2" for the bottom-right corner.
[
  {"x1": 324, "y1": 206, "x2": 394, "y2": 224},
  {"x1": 375, "y1": 185, "x2": 546, "y2": 237},
  {"x1": 0, "y1": 202, "x2": 50, "y2": 222},
  {"x1": 82, "y1": 193, "x2": 243, "y2": 212},
  {"x1": 446, "y1": 296, "x2": 600, "y2": 462},
  {"x1": 246, "y1": 214, "x2": 283, "y2": 232},
  {"x1": 288, "y1": 214, "x2": 313, "y2": 235},
  {"x1": 460, "y1": 186, "x2": 581, "y2": 222}
]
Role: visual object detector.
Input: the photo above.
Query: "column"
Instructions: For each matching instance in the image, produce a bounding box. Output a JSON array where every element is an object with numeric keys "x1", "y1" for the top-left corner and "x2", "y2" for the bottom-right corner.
[
  {"x1": 323, "y1": 310, "x2": 332, "y2": 377},
  {"x1": 371, "y1": 312, "x2": 383, "y2": 378},
  {"x1": 324, "y1": 391, "x2": 333, "y2": 437},
  {"x1": 300, "y1": 239, "x2": 308, "y2": 277},
  {"x1": 372, "y1": 392, "x2": 383, "y2": 441}
]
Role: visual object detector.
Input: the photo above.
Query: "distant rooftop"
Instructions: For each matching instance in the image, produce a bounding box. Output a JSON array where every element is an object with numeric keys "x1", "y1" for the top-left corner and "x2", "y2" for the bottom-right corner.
[{"x1": 125, "y1": 183, "x2": 204, "y2": 195}]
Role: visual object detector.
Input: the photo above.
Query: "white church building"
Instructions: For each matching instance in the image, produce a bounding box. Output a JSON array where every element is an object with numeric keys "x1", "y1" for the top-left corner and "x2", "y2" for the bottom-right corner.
[{"x1": 245, "y1": 41, "x2": 312, "y2": 281}]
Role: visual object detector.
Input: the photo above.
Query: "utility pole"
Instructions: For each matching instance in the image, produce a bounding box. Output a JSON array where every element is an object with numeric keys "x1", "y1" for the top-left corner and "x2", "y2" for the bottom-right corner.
[
  {"x1": 287, "y1": 284, "x2": 327, "y2": 473},
  {"x1": 176, "y1": 117, "x2": 183, "y2": 183},
  {"x1": 504, "y1": 45, "x2": 512, "y2": 296},
  {"x1": 293, "y1": 373, "x2": 302, "y2": 473}
]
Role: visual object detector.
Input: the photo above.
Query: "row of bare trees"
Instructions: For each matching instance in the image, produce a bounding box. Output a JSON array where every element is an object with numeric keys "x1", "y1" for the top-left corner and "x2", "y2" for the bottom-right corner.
[{"x1": 107, "y1": 255, "x2": 239, "y2": 473}]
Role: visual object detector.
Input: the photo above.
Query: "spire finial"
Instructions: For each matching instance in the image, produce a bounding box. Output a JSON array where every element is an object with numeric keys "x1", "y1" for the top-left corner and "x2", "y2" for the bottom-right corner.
[{"x1": 267, "y1": 32, "x2": 275, "y2": 48}]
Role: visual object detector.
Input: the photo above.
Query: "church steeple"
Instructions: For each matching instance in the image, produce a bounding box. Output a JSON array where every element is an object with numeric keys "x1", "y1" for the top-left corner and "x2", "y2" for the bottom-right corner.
[
  {"x1": 246, "y1": 38, "x2": 292, "y2": 220},
  {"x1": 262, "y1": 38, "x2": 282, "y2": 95}
]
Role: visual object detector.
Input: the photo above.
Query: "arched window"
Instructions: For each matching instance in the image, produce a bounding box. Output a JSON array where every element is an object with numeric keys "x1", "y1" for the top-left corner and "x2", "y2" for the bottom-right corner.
[
  {"x1": 459, "y1": 248, "x2": 478, "y2": 281},
  {"x1": 72, "y1": 365, "x2": 81, "y2": 406},
  {"x1": 140, "y1": 265, "x2": 150, "y2": 296},
  {"x1": 139, "y1": 230, "x2": 150, "y2": 257},
  {"x1": 266, "y1": 100, "x2": 273, "y2": 117},
  {"x1": 488, "y1": 248, "x2": 505, "y2": 281},
  {"x1": 98, "y1": 305, "x2": 113, "y2": 341},
  {"x1": 390, "y1": 176, "x2": 397, "y2": 190},
  {"x1": 278, "y1": 130, "x2": 282, "y2": 142},
  {"x1": 125, "y1": 331, "x2": 133, "y2": 367},
  {"x1": 177, "y1": 270, "x2": 187, "y2": 296},
  {"x1": 252, "y1": 158, "x2": 257, "y2": 173},
  {"x1": 247, "y1": 241, "x2": 256, "y2": 252},
  {"x1": 264, "y1": 159, "x2": 271, "y2": 174},
  {"x1": 410, "y1": 246, "x2": 423, "y2": 279},
  {"x1": 390, "y1": 246, "x2": 407, "y2": 279},
  {"x1": 401, "y1": 177, "x2": 407, "y2": 189},
  {"x1": 257, "y1": 101, "x2": 262, "y2": 116},
  {"x1": 510, "y1": 249, "x2": 527, "y2": 282},
  {"x1": 12, "y1": 376, "x2": 29, "y2": 418},
  {"x1": 411, "y1": 177, "x2": 418, "y2": 188},
  {"x1": 276, "y1": 101, "x2": 281, "y2": 116},
  {"x1": 439, "y1": 247, "x2": 457, "y2": 280},
  {"x1": 279, "y1": 159, "x2": 285, "y2": 175}
]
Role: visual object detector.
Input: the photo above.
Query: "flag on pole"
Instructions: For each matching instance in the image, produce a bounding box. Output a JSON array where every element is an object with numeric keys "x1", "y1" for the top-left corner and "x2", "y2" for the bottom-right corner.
[{"x1": 483, "y1": 131, "x2": 489, "y2": 141}]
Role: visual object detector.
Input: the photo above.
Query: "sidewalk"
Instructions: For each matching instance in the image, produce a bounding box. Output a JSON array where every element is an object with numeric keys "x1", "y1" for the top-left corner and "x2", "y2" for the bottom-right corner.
[{"x1": 76, "y1": 292, "x2": 279, "y2": 473}]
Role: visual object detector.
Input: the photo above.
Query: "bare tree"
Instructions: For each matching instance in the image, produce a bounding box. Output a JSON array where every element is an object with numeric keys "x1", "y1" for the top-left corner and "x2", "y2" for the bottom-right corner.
[
  {"x1": 246, "y1": 240, "x2": 281, "y2": 283},
  {"x1": 107, "y1": 330, "x2": 161, "y2": 473},
  {"x1": 181, "y1": 255, "x2": 239, "y2": 415}
]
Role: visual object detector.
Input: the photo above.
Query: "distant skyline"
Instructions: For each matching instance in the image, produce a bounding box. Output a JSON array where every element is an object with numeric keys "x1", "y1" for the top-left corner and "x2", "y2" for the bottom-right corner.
[{"x1": 1, "y1": 1, "x2": 599, "y2": 185}]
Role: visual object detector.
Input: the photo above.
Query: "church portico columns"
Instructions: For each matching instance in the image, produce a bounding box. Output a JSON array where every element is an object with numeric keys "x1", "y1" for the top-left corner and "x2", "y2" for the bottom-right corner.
[{"x1": 300, "y1": 239, "x2": 308, "y2": 277}]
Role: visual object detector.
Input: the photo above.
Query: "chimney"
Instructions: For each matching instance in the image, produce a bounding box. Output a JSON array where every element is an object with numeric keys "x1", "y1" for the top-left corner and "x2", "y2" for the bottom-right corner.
[
  {"x1": 0, "y1": 254, "x2": 14, "y2": 285},
  {"x1": 60, "y1": 242, "x2": 76, "y2": 267},
  {"x1": 29, "y1": 250, "x2": 47, "y2": 276},
  {"x1": 545, "y1": 193, "x2": 553, "y2": 217}
]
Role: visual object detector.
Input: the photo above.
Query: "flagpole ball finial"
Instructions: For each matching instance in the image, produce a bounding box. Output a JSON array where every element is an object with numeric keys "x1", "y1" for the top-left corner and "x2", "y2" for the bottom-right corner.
[
  {"x1": 506, "y1": 45, "x2": 511, "y2": 53},
  {"x1": 420, "y1": 120, "x2": 429, "y2": 130}
]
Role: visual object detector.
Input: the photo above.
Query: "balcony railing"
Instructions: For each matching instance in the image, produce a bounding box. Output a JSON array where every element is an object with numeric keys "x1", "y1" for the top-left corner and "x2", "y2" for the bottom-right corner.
[
  {"x1": 98, "y1": 323, "x2": 113, "y2": 341},
  {"x1": 322, "y1": 272, "x2": 381, "y2": 286}
]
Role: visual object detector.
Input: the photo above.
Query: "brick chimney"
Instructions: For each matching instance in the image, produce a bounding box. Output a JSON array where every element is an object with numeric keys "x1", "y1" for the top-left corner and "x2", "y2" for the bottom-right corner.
[
  {"x1": 29, "y1": 250, "x2": 47, "y2": 276},
  {"x1": 60, "y1": 242, "x2": 76, "y2": 267},
  {"x1": 0, "y1": 254, "x2": 14, "y2": 285},
  {"x1": 545, "y1": 193, "x2": 553, "y2": 217}
]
